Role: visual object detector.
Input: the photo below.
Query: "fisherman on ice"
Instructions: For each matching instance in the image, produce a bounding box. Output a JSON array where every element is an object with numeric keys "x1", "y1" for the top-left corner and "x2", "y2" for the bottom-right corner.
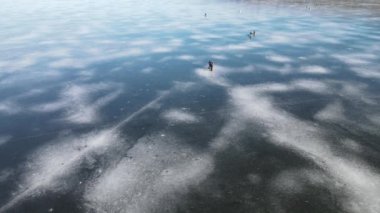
[{"x1": 208, "y1": 60, "x2": 214, "y2": 71}]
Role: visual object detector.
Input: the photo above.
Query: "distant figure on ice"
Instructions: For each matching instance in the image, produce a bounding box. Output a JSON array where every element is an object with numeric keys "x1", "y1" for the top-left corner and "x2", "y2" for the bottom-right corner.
[
  {"x1": 205, "y1": 13, "x2": 207, "y2": 17},
  {"x1": 248, "y1": 30, "x2": 256, "y2": 40},
  {"x1": 208, "y1": 60, "x2": 214, "y2": 71}
]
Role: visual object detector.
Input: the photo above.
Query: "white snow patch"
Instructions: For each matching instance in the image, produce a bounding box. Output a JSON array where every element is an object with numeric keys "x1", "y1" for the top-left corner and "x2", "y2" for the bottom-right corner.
[
  {"x1": 209, "y1": 42, "x2": 262, "y2": 52},
  {"x1": 85, "y1": 134, "x2": 213, "y2": 213},
  {"x1": 0, "y1": 129, "x2": 121, "y2": 212},
  {"x1": 351, "y1": 66, "x2": 380, "y2": 79},
  {"x1": 300, "y1": 65, "x2": 330, "y2": 74},
  {"x1": 141, "y1": 67, "x2": 154, "y2": 74},
  {"x1": 151, "y1": 47, "x2": 173, "y2": 53},
  {"x1": 24, "y1": 129, "x2": 119, "y2": 190},
  {"x1": 266, "y1": 54, "x2": 292, "y2": 63},
  {"x1": 292, "y1": 79, "x2": 330, "y2": 94},
  {"x1": 230, "y1": 85, "x2": 380, "y2": 213},
  {"x1": 0, "y1": 169, "x2": 14, "y2": 183},
  {"x1": 367, "y1": 114, "x2": 380, "y2": 126},
  {"x1": 266, "y1": 34, "x2": 291, "y2": 44},
  {"x1": 195, "y1": 67, "x2": 230, "y2": 86},
  {"x1": 49, "y1": 58, "x2": 86, "y2": 69},
  {"x1": 195, "y1": 65, "x2": 255, "y2": 87},
  {"x1": 0, "y1": 135, "x2": 12, "y2": 146},
  {"x1": 162, "y1": 109, "x2": 200, "y2": 124},
  {"x1": 129, "y1": 39, "x2": 154, "y2": 46},
  {"x1": 32, "y1": 83, "x2": 122, "y2": 124},
  {"x1": 211, "y1": 54, "x2": 228, "y2": 60},
  {"x1": 0, "y1": 101, "x2": 21, "y2": 115},
  {"x1": 177, "y1": 55, "x2": 195, "y2": 61},
  {"x1": 315, "y1": 101, "x2": 346, "y2": 122},
  {"x1": 173, "y1": 81, "x2": 197, "y2": 92},
  {"x1": 271, "y1": 169, "x2": 329, "y2": 195},
  {"x1": 333, "y1": 53, "x2": 376, "y2": 66}
]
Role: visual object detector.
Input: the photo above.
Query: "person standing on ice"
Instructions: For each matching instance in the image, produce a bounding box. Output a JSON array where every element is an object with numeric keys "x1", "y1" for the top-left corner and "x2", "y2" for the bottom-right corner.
[{"x1": 208, "y1": 60, "x2": 214, "y2": 71}]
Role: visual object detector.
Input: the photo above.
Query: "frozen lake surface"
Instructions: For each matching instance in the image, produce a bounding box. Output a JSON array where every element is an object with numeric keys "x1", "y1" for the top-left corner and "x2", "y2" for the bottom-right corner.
[{"x1": 0, "y1": 0, "x2": 380, "y2": 212}]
